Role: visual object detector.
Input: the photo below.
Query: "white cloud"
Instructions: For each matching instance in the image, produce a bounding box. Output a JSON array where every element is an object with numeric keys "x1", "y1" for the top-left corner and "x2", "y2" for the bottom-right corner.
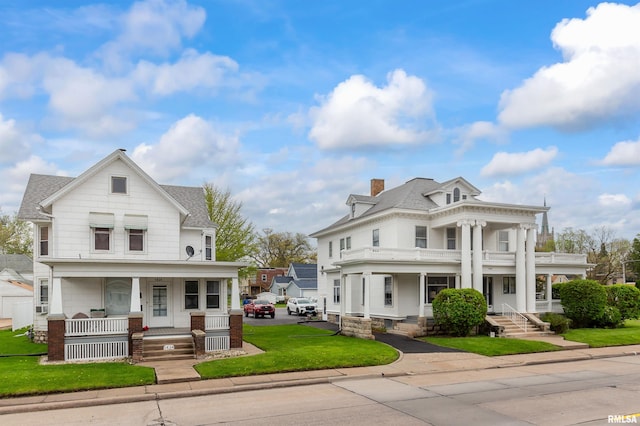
[
  {"x1": 134, "y1": 49, "x2": 238, "y2": 95},
  {"x1": 131, "y1": 114, "x2": 240, "y2": 182},
  {"x1": 97, "y1": 0, "x2": 206, "y2": 70},
  {"x1": 453, "y1": 121, "x2": 507, "y2": 156},
  {"x1": 598, "y1": 193, "x2": 632, "y2": 208},
  {"x1": 480, "y1": 147, "x2": 558, "y2": 177},
  {"x1": 308, "y1": 69, "x2": 436, "y2": 149},
  {"x1": 0, "y1": 155, "x2": 63, "y2": 213},
  {"x1": 498, "y1": 2, "x2": 640, "y2": 130},
  {"x1": 0, "y1": 114, "x2": 32, "y2": 165},
  {"x1": 600, "y1": 139, "x2": 640, "y2": 166}
]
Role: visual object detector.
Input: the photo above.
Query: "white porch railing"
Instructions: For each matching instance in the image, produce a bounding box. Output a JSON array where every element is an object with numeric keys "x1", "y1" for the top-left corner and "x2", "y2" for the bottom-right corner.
[
  {"x1": 341, "y1": 247, "x2": 461, "y2": 262},
  {"x1": 65, "y1": 341, "x2": 129, "y2": 361},
  {"x1": 65, "y1": 317, "x2": 128, "y2": 336},
  {"x1": 205, "y1": 314, "x2": 229, "y2": 330},
  {"x1": 501, "y1": 303, "x2": 529, "y2": 332}
]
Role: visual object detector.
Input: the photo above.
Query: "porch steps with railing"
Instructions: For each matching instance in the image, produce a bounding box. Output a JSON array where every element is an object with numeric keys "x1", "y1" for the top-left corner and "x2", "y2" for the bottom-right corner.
[
  {"x1": 142, "y1": 335, "x2": 195, "y2": 361},
  {"x1": 488, "y1": 315, "x2": 552, "y2": 338}
]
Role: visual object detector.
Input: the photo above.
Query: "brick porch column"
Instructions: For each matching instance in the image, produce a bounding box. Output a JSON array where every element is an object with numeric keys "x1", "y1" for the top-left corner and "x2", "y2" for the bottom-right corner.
[
  {"x1": 128, "y1": 312, "x2": 143, "y2": 356},
  {"x1": 229, "y1": 309, "x2": 243, "y2": 349},
  {"x1": 190, "y1": 311, "x2": 205, "y2": 332},
  {"x1": 131, "y1": 332, "x2": 144, "y2": 362},
  {"x1": 47, "y1": 314, "x2": 66, "y2": 361}
]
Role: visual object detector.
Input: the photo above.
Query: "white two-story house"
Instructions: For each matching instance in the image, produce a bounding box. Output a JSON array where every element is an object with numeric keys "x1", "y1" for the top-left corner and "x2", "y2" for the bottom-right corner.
[
  {"x1": 310, "y1": 178, "x2": 589, "y2": 337},
  {"x1": 18, "y1": 149, "x2": 245, "y2": 362}
]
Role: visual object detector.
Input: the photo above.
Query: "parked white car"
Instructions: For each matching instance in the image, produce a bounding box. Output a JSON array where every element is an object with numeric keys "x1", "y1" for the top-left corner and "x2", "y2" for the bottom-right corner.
[{"x1": 286, "y1": 297, "x2": 317, "y2": 316}]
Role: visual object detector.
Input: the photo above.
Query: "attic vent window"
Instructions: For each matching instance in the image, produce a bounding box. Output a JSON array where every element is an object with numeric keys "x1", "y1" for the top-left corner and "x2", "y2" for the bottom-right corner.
[{"x1": 111, "y1": 176, "x2": 127, "y2": 194}]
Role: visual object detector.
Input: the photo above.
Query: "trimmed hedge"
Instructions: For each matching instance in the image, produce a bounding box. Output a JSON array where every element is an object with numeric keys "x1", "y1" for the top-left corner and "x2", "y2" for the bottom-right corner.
[
  {"x1": 432, "y1": 288, "x2": 487, "y2": 337},
  {"x1": 558, "y1": 279, "x2": 607, "y2": 328},
  {"x1": 605, "y1": 285, "x2": 640, "y2": 322}
]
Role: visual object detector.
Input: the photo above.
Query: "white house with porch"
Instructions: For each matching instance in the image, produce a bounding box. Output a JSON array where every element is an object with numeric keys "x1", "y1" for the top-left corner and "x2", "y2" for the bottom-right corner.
[
  {"x1": 18, "y1": 149, "x2": 245, "y2": 362},
  {"x1": 310, "y1": 178, "x2": 589, "y2": 338}
]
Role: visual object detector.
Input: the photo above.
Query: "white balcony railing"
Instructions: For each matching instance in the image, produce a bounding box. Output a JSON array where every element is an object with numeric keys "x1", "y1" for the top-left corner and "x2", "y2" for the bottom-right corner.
[
  {"x1": 205, "y1": 314, "x2": 230, "y2": 330},
  {"x1": 501, "y1": 303, "x2": 529, "y2": 332},
  {"x1": 65, "y1": 317, "x2": 128, "y2": 336}
]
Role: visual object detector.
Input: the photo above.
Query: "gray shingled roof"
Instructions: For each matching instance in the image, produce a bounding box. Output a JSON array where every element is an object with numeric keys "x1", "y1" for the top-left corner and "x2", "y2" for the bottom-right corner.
[
  {"x1": 18, "y1": 174, "x2": 215, "y2": 229},
  {"x1": 0, "y1": 254, "x2": 33, "y2": 274},
  {"x1": 291, "y1": 278, "x2": 317, "y2": 290},
  {"x1": 290, "y1": 263, "x2": 317, "y2": 279},
  {"x1": 313, "y1": 178, "x2": 443, "y2": 234}
]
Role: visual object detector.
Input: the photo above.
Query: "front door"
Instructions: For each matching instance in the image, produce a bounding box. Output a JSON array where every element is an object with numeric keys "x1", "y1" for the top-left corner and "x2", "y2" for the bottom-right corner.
[
  {"x1": 148, "y1": 283, "x2": 172, "y2": 327},
  {"x1": 483, "y1": 276, "x2": 494, "y2": 312}
]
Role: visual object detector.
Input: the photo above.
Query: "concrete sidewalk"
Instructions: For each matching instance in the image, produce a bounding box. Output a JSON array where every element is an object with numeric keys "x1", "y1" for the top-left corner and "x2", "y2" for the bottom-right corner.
[{"x1": 1, "y1": 336, "x2": 640, "y2": 415}]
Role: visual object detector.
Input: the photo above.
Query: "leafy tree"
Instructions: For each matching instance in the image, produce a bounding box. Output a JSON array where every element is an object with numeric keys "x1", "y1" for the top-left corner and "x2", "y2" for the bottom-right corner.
[
  {"x1": 0, "y1": 210, "x2": 32, "y2": 255},
  {"x1": 203, "y1": 183, "x2": 255, "y2": 264},
  {"x1": 605, "y1": 285, "x2": 640, "y2": 322},
  {"x1": 432, "y1": 288, "x2": 487, "y2": 337},
  {"x1": 252, "y1": 228, "x2": 316, "y2": 267},
  {"x1": 627, "y1": 234, "x2": 640, "y2": 283}
]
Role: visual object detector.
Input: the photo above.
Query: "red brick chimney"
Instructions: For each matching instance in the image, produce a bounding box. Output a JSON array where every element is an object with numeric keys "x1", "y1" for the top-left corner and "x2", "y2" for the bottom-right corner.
[{"x1": 371, "y1": 179, "x2": 384, "y2": 197}]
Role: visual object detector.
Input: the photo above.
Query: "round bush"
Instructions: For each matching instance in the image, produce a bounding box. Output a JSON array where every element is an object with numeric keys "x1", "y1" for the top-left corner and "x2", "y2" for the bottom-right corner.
[
  {"x1": 540, "y1": 312, "x2": 571, "y2": 334},
  {"x1": 596, "y1": 305, "x2": 622, "y2": 328},
  {"x1": 432, "y1": 288, "x2": 487, "y2": 337},
  {"x1": 605, "y1": 285, "x2": 640, "y2": 321},
  {"x1": 558, "y1": 279, "x2": 607, "y2": 328}
]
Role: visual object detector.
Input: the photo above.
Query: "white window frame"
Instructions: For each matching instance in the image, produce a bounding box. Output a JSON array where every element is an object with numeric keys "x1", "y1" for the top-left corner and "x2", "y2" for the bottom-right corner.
[
  {"x1": 111, "y1": 175, "x2": 128, "y2": 194},
  {"x1": 333, "y1": 279, "x2": 340, "y2": 304},
  {"x1": 329, "y1": 241, "x2": 333, "y2": 258},
  {"x1": 503, "y1": 276, "x2": 516, "y2": 294},
  {"x1": 93, "y1": 227, "x2": 112, "y2": 252},
  {"x1": 206, "y1": 280, "x2": 220, "y2": 309},
  {"x1": 39, "y1": 278, "x2": 49, "y2": 306},
  {"x1": 372, "y1": 229, "x2": 380, "y2": 247},
  {"x1": 346, "y1": 236, "x2": 351, "y2": 250},
  {"x1": 127, "y1": 229, "x2": 145, "y2": 253},
  {"x1": 205, "y1": 234, "x2": 213, "y2": 260},
  {"x1": 39, "y1": 225, "x2": 49, "y2": 257},
  {"x1": 185, "y1": 280, "x2": 200, "y2": 310},
  {"x1": 426, "y1": 276, "x2": 455, "y2": 303},
  {"x1": 415, "y1": 226, "x2": 427, "y2": 248},
  {"x1": 446, "y1": 227, "x2": 456, "y2": 250},
  {"x1": 498, "y1": 230, "x2": 510, "y2": 252},
  {"x1": 384, "y1": 276, "x2": 393, "y2": 307}
]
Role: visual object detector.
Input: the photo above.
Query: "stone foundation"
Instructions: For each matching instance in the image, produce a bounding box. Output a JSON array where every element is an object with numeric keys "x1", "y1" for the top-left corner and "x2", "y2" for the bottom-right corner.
[
  {"x1": 33, "y1": 330, "x2": 48, "y2": 344},
  {"x1": 340, "y1": 316, "x2": 373, "y2": 340}
]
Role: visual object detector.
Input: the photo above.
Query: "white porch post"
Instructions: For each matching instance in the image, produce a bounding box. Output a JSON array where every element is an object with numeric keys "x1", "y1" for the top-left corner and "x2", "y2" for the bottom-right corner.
[
  {"x1": 231, "y1": 277, "x2": 240, "y2": 310},
  {"x1": 459, "y1": 220, "x2": 472, "y2": 288},
  {"x1": 515, "y1": 225, "x2": 526, "y2": 312},
  {"x1": 130, "y1": 277, "x2": 141, "y2": 313},
  {"x1": 363, "y1": 273, "x2": 371, "y2": 319},
  {"x1": 472, "y1": 220, "x2": 485, "y2": 293},
  {"x1": 546, "y1": 273, "x2": 553, "y2": 312},
  {"x1": 419, "y1": 273, "x2": 426, "y2": 317},
  {"x1": 526, "y1": 225, "x2": 536, "y2": 313},
  {"x1": 340, "y1": 273, "x2": 346, "y2": 329},
  {"x1": 50, "y1": 276, "x2": 63, "y2": 315}
]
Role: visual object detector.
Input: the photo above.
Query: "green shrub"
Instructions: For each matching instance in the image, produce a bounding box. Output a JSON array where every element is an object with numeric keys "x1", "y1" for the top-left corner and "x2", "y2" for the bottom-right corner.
[
  {"x1": 605, "y1": 285, "x2": 640, "y2": 321},
  {"x1": 596, "y1": 305, "x2": 623, "y2": 328},
  {"x1": 540, "y1": 312, "x2": 571, "y2": 334},
  {"x1": 551, "y1": 282, "x2": 566, "y2": 300},
  {"x1": 558, "y1": 279, "x2": 607, "y2": 328},
  {"x1": 432, "y1": 288, "x2": 487, "y2": 337}
]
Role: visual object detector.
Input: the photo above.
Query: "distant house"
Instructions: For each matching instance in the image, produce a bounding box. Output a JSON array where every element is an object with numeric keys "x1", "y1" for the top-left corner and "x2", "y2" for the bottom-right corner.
[
  {"x1": 0, "y1": 267, "x2": 33, "y2": 320},
  {"x1": 0, "y1": 254, "x2": 34, "y2": 282},
  {"x1": 247, "y1": 267, "x2": 287, "y2": 296},
  {"x1": 311, "y1": 177, "x2": 589, "y2": 338},
  {"x1": 271, "y1": 263, "x2": 317, "y2": 299},
  {"x1": 18, "y1": 149, "x2": 245, "y2": 362}
]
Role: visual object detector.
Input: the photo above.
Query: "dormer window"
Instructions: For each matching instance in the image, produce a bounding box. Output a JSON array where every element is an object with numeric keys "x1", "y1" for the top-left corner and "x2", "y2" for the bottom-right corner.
[
  {"x1": 111, "y1": 176, "x2": 127, "y2": 194},
  {"x1": 453, "y1": 187, "x2": 460, "y2": 202},
  {"x1": 351, "y1": 203, "x2": 356, "y2": 217}
]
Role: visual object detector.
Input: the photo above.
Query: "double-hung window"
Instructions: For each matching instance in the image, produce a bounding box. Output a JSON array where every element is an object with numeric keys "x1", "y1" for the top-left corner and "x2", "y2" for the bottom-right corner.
[
  {"x1": 415, "y1": 226, "x2": 427, "y2": 248},
  {"x1": 329, "y1": 241, "x2": 333, "y2": 258},
  {"x1": 39, "y1": 226, "x2": 49, "y2": 256},
  {"x1": 503, "y1": 276, "x2": 516, "y2": 294},
  {"x1": 372, "y1": 229, "x2": 380, "y2": 247},
  {"x1": 446, "y1": 227, "x2": 456, "y2": 250},
  {"x1": 498, "y1": 230, "x2": 510, "y2": 252},
  {"x1": 185, "y1": 280, "x2": 199, "y2": 309},
  {"x1": 384, "y1": 276, "x2": 393, "y2": 306},
  {"x1": 333, "y1": 279, "x2": 340, "y2": 304},
  {"x1": 206, "y1": 281, "x2": 220, "y2": 309},
  {"x1": 346, "y1": 236, "x2": 351, "y2": 250},
  {"x1": 426, "y1": 276, "x2": 455, "y2": 303},
  {"x1": 124, "y1": 215, "x2": 147, "y2": 252},
  {"x1": 39, "y1": 279, "x2": 49, "y2": 306},
  {"x1": 205, "y1": 235, "x2": 213, "y2": 260},
  {"x1": 94, "y1": 228, "x2": 111, "y2": 251},
  {"x1": 89, "y1": 212, "x2": 114, "y2": 252}
]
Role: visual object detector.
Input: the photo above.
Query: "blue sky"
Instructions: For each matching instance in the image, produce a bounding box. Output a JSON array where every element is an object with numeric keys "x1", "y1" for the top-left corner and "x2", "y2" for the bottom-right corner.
[{"x1": 1, "y1": 0, "x2": 639, "y2": 241}]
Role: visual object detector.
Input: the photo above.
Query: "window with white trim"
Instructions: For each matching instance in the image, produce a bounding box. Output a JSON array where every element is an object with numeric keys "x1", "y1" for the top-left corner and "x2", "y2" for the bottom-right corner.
[
  {"x1": 185, "y1": 280, "x2": 199, "y2": 309},
  {"x1": 498, "y1": 230, "x2": 510, "y2": 252},
  {"x1": 39, "y1": 225, "x2": 49, "y2": 256},
  {"x1": 503, "y1": 276, "x2": 516, "y2": 294},
  {"x1": 94, "y1": 227, "x2": 111, "y2": 251},
  {"x1": 426, "y1": 276, "x2": 455, "y2": 303},
  {"x1": 206, "y1": 280, "x2": 220, "y2": 309},
  {"x1": 446, "y1": 227, "x2": 456, "y2": 250},
  {"x1": 111, "y1": 176, "x2": 127, "y2": 194},
  {"x1": 205, "y1": 235, "x2": 213, "y2": 260},
  {"x1": 333, "y1": 279, "x2": 340, "y2": 304},
  {"x1": 39, "y1": 279, "x2": 49, "y2": 306},
  {"x1": 453, "y1": 187, "x2": 460, "y2": 202},
  {"x1": 128, "y1": 229, "x2": 144, "y2": 251},
  {"x1": 384, "y1": 276, "x2": 393, "y2": 306},
  {"x1": 329, "y1": 241, "x2": 333, "y2": 258},
  {"x1": 415, "y1": 226, "x2": 427, "y2": 248},
  {"x1": 346, "y1": 236, "x2": 351, "y2": 250},
  {"x1": 372, "y1": 229, "x2": 380, "y2": 247}
]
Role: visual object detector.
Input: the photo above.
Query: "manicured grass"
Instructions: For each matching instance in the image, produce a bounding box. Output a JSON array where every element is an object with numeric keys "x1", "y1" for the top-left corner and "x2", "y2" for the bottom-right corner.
[
  {"x1": 0, "y1": 328, "x2": 155, "y2": 398},
  {"x1": 561, "y1": 319, "x2": 640, "y2": 348},
  {"x1": 195, "y1": 324, "x2": 399, "y2": 379},
  {"x1": 422, "y1": 336, "x2": 562, "y2": 356},
  {"x1": 0, "y1": 327, "x2": 48, "y2": 355}
]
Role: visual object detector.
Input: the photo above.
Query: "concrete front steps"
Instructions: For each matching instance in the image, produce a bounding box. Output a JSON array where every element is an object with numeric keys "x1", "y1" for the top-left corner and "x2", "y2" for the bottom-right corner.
[
  {"x1": 142, "y1": 335, "x2": 195, "y2": 361},
  {"x1": 488, "y1": 315, "x2": 552, "y2": 338}
]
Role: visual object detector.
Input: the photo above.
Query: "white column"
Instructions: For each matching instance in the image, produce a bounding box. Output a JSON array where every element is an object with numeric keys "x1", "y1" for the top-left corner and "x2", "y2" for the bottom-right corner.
[
  {"x1": 130, "y1": 277, "x2": 141, "y2": 313},
  {"x1": 459, "y1": 220, "x2": 472, "y2": 288},
  {"x1": 546, "y1": 273, "x2": 553, "y2": 312},
  {"x1": 526, "y1": 225, "x2": 536, "y2": 313},
  {"x1": 231, "y1": 277, "x2": 240, "y2": 310},
  {"x1": 419, "y1": 273, "x2": 426, "y2": 317},
  {"x1": 363, "y1": 273, "x2": 371, "y2": 319},
  {"x1": 472, "y1": 220, "x2": 485, "y2": 293},
  {"x1": 340, "y1": 274, "x2": 346, "y2": 329},
  {"x1": 515, "y1": 225, "x2": 526, "y2": 312},
  {"x1": 50, "y1": 276, "x2": 63, "y2": 315}
]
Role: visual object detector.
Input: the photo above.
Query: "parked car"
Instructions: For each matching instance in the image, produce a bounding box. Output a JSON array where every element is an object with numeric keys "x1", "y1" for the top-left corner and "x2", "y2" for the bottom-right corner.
[
  {"x1": 244, "y1": 299, "x2": 275, "y2": 318},
  {"x1": 286, "y1": 297, "x2": 317, "y2": 316}
]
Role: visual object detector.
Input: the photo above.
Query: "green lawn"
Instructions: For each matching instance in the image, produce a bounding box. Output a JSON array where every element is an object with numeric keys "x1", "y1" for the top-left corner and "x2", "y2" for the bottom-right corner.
[
  {"x1": 561, "y1": 319, "x2": 640, "y2": 348},
  {"x1": 0, "y1": 328, "x2": 155, "y2": 398},
  {"x1": 422, "y1": 336, "x2": 562, "y2": 356},
  {"x1": 196, "y1": 324, "x2": 398, "y2": 379}
]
